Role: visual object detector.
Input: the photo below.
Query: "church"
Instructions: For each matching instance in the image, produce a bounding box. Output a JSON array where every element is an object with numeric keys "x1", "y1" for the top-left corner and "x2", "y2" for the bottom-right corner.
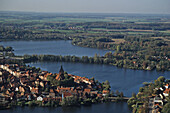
[{"x1": 55, "y1": 65, "x2": 65, "y2": 81}]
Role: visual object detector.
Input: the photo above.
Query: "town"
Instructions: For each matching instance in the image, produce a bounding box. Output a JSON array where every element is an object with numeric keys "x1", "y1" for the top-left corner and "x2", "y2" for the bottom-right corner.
[
  {"x1": 0, "y1": 63, "x2": 114, "y2": 109},
  {"x1": 128, "y1": 76, "x2": 170, "y2": 113}
]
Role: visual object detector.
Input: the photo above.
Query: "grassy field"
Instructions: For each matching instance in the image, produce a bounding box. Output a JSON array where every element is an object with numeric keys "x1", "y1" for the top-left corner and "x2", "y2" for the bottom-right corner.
[{"x1": 110, "y1": 39, "x2": 126, "y2": 44}]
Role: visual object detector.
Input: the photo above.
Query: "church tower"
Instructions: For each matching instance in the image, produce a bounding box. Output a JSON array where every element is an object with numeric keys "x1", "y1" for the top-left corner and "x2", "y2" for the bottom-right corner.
[
  {"x1": 59, "y1": 65, "x2": 64, "y2": 75},
  {"x1": 56, "y1": 65, "x2": 65, "y2": 80}
]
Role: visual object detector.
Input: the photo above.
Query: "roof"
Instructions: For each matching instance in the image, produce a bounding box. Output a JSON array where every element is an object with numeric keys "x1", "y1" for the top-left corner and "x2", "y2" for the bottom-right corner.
[
  {"x1": 63, "y1": 92, "x2": 73, "y2": 97},
  {"x1": 55, "y1": 73, "x2": 65, "y2": 80},
  {"x1": 163, "y1": 89, "x2": 170, "y2": 94},
  {"x1": 165, "y1": 84, "x2": 169, "y2": 86},
  {"x1": 50, "y1": 89, "x2": 54, "y2": 93},
  {"x1": 84, "y1": 88, "x2": 91, "y2": 93},
  {"x1": 103, "y1": 90, "x2": 110, "y2": 94}
]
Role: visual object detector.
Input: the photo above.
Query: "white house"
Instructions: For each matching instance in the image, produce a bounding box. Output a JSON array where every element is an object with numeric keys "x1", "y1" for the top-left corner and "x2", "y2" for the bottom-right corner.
[
  {"x1": 37, "y1": 96, "x2": 43, "y2": 101},
  {"x1": 163, "y1": 89, "x2": 169, "y2": 97},
  {"x1": 154, "y1": 96, "x2": 163, "y2": 106},
  {"x1": 15, "y1": 87, "x2": 19, "y2": 91},
  {"x1": 165, "y1": 84, "x2": 169, "y2": 89}
]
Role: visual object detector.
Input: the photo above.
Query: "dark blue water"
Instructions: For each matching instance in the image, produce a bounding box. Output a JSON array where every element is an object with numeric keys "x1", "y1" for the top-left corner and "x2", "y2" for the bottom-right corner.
[
  {"x1": 1, "y1": 102, "x2": 131, "y2": 113},
  {"x1": 0, "y1": 40, "x2": 112, "y2": 57}
]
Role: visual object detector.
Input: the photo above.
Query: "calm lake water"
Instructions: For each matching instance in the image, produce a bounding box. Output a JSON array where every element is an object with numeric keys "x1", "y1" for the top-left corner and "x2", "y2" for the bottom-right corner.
[
  {"x1": 1, "y1": 102, "x2": 131, "y2": 113},
  {"x1": 0, "y1": 40, "x2": 112, "y2": 57},
  {"x1": 0, "y1": 40, "x2": 170, "y2": 113}
]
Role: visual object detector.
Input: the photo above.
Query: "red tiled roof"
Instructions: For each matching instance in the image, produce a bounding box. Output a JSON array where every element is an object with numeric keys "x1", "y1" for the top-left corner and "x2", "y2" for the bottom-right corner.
[
  {"x1": 63, "y1": 92, "x2": 72, "y2": 97},
  {"x1": 50, "y1": 89, "x2": 54, "y2": 93},
  {"x1": 31, "y1": 88, "x2": 38, "y2": 93},
  {"x1": 164, "y1": 89, "x2": 170, "y2": 94},
  {"x1": 84, "y1": 88, "x2": 91, "y2": 93},
  {"x1": 102, "y1": 90, "x2": 110, "y2": 94}
]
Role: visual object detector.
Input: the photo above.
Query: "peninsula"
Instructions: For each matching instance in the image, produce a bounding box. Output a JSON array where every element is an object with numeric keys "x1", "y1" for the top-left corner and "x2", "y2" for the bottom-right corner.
[{"x1": 0, "y1": 63, "x2": 123, "y2": 109}]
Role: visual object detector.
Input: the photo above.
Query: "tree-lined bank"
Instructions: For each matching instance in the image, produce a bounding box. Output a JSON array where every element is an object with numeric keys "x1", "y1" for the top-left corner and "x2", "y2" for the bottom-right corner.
[{"x1": 23, "y1": 53, "x2": 169, "y2": 71}]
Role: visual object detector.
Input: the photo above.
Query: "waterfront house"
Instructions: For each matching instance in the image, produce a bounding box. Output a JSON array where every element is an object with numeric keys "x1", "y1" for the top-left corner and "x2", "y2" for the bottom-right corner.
[
  {"x1": 84, "y1": 88, "x2": 91, "y2": 96},
  {"x1": 102, "y1": 90, "x2": 110, "y2": 96},
  {"x1": 49, "y1": 89, "x2": 55, "y2": 98},
  {"x1": 37, "y1": 96, "x2": 43, "y2": 101},
  {"x1": 43, "y1": 97, "x2": 61, "y2": 103},
  {"x1": 15, "y1": 87, "x2": 19, "y2": 91},
  {"x1": 97, "y1": 93, "x2": 103, "y2": 98},
  {"x1": 163, "y1": 88, "x2": 170, "y2": 97},
  {"x1": 165, "y1": 84, "x2": 169, "y2": 89},
  {"x1": 0, "y1": 95, "x2": 5, "y2": 102},
  {"x1": 62, "y1": 92, "x2": 73, "y2": 98},
  {"x1": 0, "y1": 95, "x2": 9, "y2": 109},
  {"x1": 154, "y1": 96, "x2": 163, "y2": 106}
]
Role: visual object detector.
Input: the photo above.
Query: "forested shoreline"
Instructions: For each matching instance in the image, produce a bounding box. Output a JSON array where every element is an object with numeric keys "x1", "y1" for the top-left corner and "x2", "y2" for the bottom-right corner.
[{"x1": 23, "y1": 53, "x2": 169, "y2": 71}]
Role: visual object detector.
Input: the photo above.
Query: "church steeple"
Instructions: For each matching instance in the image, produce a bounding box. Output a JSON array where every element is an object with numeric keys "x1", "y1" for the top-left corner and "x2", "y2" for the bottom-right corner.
[
  {"x1": 59, "y1": 65, "x2": 64, "y2": 75},
  {"x1": 56, "y1": 65, "x2": 65, "y2": 80}
]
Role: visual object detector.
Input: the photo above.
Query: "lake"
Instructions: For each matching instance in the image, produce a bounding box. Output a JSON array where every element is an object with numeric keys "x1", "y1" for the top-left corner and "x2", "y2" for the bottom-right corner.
[
  {"x1": 0, "y1": 40, "x2": 169, "y2": 113},
  {"x1": 1, "y1": 102, "x2": 131, "y2": 113},
  {"x1": 0, "y1": 40, "x2": 112, "y2": 57}
]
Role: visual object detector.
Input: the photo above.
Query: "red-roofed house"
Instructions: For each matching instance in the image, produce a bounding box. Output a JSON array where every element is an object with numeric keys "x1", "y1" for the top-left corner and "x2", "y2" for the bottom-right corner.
[{"x1": 163, "y1": 89, "x2": 170, "y2": 97}]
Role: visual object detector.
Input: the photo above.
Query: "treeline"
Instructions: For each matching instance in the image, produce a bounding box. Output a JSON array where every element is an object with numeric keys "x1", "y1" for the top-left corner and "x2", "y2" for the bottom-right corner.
[
  {"x1": 23, "y1": 54, "x2": 105, "y2": 64},
  {"x1": 0, "y1": 46, "x2": 22, "y2": 64},
  {"x1": 82, "y1": 22, "x2": 170, "y2": 30},
  {"x1": 0, "y1": 46, "x2": 13, "y2": 52},
  {"x1": 0, "y1": 26, "x2": 69, "y2": 41},
  {"x1": 23, "y1": 52, "x2": 170, "y2": 71}
]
